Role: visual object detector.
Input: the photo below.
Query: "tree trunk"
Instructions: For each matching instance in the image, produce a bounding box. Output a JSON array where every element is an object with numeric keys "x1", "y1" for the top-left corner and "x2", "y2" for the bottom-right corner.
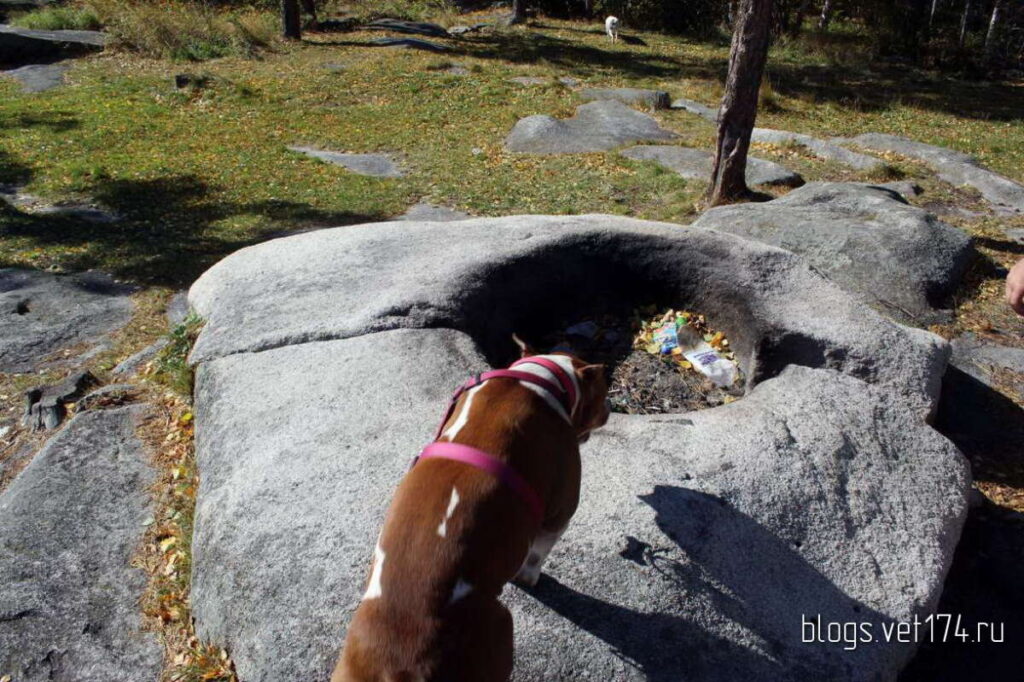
[
  {"x1": 959, "y1": 0, "x2": 972, "y2": 48},
  {"x1": 282, "y1": 0, "x2": 301, "y2": 39},
  {"x1": 929, "y1": 0, "x2": 939, "y2": 32},
  {"x1": 985, "y1": 0, "x2": 1002, "y2": 56},
  {"x1": 818, "y1": 0, "x2": 834, "y2": 29},
  {"x1": 509, "y1": 0, "x2": 527, "y2": 24},
  {"x1": 706, "y1": 0, "x2": 774, "y2": 207}
]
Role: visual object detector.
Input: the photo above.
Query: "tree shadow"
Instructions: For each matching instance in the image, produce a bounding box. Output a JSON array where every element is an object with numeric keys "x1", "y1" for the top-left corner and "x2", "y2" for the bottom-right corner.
[
  {"x1": 0, "y1": 174, "x2": 384, "y2": 287},
  {"x1": 935, "y1": 365, "x2": 1024, "y2": 490},
  {"x1": 900, "y1": 499, "x2": 1024, "y2": 680},
  {"x1": 525, "y1": 486, "x2": 899, "y2": 679}
]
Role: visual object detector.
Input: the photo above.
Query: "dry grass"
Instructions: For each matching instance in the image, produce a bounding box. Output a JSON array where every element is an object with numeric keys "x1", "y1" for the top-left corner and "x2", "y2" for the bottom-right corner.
[{"x1": 88, "y1": 0, "x2": 279, "y2": 61}]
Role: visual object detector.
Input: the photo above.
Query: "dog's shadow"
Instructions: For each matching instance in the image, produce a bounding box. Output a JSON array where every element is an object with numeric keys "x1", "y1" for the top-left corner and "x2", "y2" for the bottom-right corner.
[{"x1": 524, "y1": 486, "x2": 896, "y2": 679}]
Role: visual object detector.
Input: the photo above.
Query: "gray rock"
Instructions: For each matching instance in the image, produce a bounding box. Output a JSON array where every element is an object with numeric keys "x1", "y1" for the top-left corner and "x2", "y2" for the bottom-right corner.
[
  {"x1": 447, "y1": 23, "x2": 491, "y2": 35},
  {"x1": 189, "y1": 214, "x2": 949, "y2": 421},
  {"x1": 75, "y1": 383, "x2": 140, "y2": 411},
  {"x1": 1006, "y1": 228, "x2": 1024, "y2": 244},
  {"x1": 0, "y1": 406, "x2": 161, "y2": 682},
  {"x1": 23, "y1": 370, "x2": 97, "y2": 431},
  {"x1": 752, "y1": 128, "x2": 884, "y2": 170},
  {"x1": 950, "y1": 333, "x2": 1024, "y2": 387},
  {"x1": 369, "y1": 36, "x2": 448, "y2": 52},
  {"x1": 0, "y1": 183, "x2": 118, "y2": 222},
  {"x1": 839, "y1": 133, "x2": 1024, "y2": 212},
  {"x1": 166, "y1": 290, "x2": 190, "y2": 326},
  {"x1": 443, "y1": 65, "x2": 469, "y2": 75},
  {"x1": 112, "y1": 338, "x2": 168, "y2": 377},
  {"x1": 288, "y1": 146, "x2": 404, "y2": 178},
  {"x1": 558, "y1": 76, "x2": 579, "y2": 87},
  {"x1": 190, "y1": 329, "x2": 967, "y2": 681},
  {"x1": 693, "y1": 183, "x2": 973, "y2": 325},
  {"x1": 322, "y1": 62, "x2": 346, "y2": 72},
  {"x1": 508, "y1": 76, "x2": 547, "y2": 86},
  {"x1": 2, "y1": 61, "x2": 67, "y2": 92},
  {"x1": 0, "y1": 268, "x2": 136, "y2": 373},
  {"x1": 580, "y1": 87, "x2": 671, "y2": 110},
  {"x1": 876, "y1": 180, "x2": 923, "y2": 198},
  {"x1": 669, "y1": 97, "x2": 718, "y2": 121},
  {"x1": 622, "y1": 145, "x2": 803, "y2": 187},
  {"x1": 0, "y1": 24, "x2": 107, "y2": 63},
  {"x1": 362, "y1": 18, "x2": 449, "y2": 38},
  {"x1": 505, "y1": 100, "x2": 677, "y2": 154},
  {"x1": 397, "y1": 201, "x2": 471, "y2": 222}
]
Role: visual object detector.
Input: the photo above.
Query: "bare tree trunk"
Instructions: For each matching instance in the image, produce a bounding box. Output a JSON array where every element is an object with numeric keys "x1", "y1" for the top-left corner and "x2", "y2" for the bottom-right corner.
[
  {"x1": 707, "y1": 0, "x2": 774, "y2": 206},
  {"x1": 818, "y1": 0, "x2": 834, "y2": 29},
  {"x1": 929, "y1": 0, "x2": 940, "y2": 32},
  {"x1": 985, "y1": 0, "x2": 1002, "y2": 56},
  {"x1": 959, "y1": 0, "x2": 972, "y2": 48},
  {"x1": 282, "y1": 0, "x2": 301, "y2": 39},
  {"x1": 509, "y1": 0, "x2": 527, "y2": 24}
]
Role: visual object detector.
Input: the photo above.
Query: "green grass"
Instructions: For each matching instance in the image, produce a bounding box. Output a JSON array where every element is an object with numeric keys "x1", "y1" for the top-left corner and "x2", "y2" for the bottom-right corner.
[
  {"x1": 1, "y1": 14, "x2": 1023, "y2": 289},
  {"x1": 11, "y1": 6, "x2": 102, "y2": 31}
]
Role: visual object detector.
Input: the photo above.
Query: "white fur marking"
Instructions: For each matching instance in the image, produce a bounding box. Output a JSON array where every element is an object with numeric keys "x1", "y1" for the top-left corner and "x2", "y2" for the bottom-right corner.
[
  {"x1": 363, "y1": 543, "x2": 385, "y2": 600},
  {"x1": 449, "y1": 578, "x2": 473, "y2": 604},
  {"x1": 437, "y1": 487, "x2": 460, "y2": 538},
  {"x1": 441, "y1": 384, "x2": 484, "y2": 441},
  {"x1": 514, "y1": 355, "x2": 580, "y2": 424},
  {"x1": 605, "y1": 16, "x2": 619, "y2": 42}
]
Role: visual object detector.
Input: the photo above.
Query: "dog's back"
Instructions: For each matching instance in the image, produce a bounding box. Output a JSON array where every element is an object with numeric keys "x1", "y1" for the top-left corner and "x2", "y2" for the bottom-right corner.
[{"x1": 605, "y1": 15, "x2": 619, "y2": 41}]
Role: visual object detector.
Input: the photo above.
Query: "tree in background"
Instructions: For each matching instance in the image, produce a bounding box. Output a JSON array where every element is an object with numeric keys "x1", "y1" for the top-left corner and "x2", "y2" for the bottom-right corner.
[
  {"x1": 282, "y1": 0, "x2": 300, "y2": 39},
  {"x1": 706, "y1": 0, "x2": 774, "y2": 206}
]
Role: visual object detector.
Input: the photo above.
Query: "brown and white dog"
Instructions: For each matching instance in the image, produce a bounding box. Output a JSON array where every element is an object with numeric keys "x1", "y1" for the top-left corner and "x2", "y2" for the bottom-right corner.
[{"x1": 332, "y1": 338, "x2": 610, "y2": 682}]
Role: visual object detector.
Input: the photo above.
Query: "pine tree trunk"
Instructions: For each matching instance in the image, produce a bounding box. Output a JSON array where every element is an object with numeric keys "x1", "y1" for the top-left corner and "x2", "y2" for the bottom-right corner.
[
  {"x1": 818, "y1": 0, "x2": 834, "y2": 29},
  {"x1": 282, "y1": 0, "x2": 301, "y2": 39},
  {"x1": 959, "y1": 0, "x2": 972, "y2": 48},
  {"x1": 929, "y1": 0, "x2": 940, "y2": 32},
  {"x1": 790, "y1": 0, "x2": 812, "y2": 36},
  {"x1": 985, "y1": 0, "x2": 1002, "y2": 56},
  {"x1": 706, "y1": 0, "x2": 774, "y2": 206}
]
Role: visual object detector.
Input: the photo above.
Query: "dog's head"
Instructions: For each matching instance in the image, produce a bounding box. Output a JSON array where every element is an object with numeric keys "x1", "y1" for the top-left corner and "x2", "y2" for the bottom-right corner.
[{"x1": 513, "y1": 334, "x2": 611, "y2": 443}]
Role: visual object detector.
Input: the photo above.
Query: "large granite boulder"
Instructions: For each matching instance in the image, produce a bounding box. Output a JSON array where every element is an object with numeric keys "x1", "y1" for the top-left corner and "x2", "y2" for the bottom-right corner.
[
  {"x1": 0, "y1": 405, "x2": 161, "y2": 681},
  {"x1": 622, "y1": 145, "x2": 803, "y2": 187},
  {"x1": 692, "y1": 183, "x2": 973, "y2": 325},
  {"x1": 838, "y1": 133, "x2": 1024, "y2": 213},
  {"x1": 188, "y1": 215, "x2": 968, "y2": 682},
  {"x1": 1, "y1": 268, "x2": 136, "y2": 373},
  {"x1": 0, "y1": 24, "x2": 107, "y2": 64},
  {"x1": 505, "y1": 101, "x2": 677, "y2": 154}
]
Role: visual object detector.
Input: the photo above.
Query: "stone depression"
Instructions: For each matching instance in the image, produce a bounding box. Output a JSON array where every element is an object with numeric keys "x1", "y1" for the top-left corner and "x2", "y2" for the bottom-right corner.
[{"x1": 187, "y1": 215, "x2": 969, "y2": 682}]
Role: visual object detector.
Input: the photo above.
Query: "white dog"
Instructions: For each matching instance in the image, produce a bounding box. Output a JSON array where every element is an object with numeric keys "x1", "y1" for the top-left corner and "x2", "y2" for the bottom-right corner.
[{"x1": 605, "y1": 15, "x2": 620, "y2": 43}]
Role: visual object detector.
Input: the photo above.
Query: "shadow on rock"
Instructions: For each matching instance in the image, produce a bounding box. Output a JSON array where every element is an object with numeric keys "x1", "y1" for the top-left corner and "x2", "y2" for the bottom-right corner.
[
  {"x1": 528, "y1": 486, "x2": 896, "y2": 680},
  {"x1": 901, "y1": 499, "x2": 1024, "y2": 680},
  {"x1": 936, "y1": 365, "x2": 1024, "y2": 490}
]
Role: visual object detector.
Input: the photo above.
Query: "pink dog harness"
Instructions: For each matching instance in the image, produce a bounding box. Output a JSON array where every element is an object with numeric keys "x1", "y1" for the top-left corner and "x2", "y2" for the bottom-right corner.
[{"x1": 413, "y1": 356, "x2": 580, "y2": 525}]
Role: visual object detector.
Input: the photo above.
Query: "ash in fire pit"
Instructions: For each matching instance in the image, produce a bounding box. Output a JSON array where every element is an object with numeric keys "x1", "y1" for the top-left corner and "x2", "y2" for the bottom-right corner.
[{"x1": 534, "y1": 307, "x2": 745, "y2": 415}]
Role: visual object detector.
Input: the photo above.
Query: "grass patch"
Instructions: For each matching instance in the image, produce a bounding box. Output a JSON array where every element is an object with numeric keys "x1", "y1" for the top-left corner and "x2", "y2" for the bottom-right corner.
[
  {"x1": 89, "y1": 0, "x2": 278, "y2": 61},
  {"x1": 12, "y1": 6, "x2": 102, "y2": 31},
  {"x1": 153, "y1": 313, "x2": 204, "y2": 397}
]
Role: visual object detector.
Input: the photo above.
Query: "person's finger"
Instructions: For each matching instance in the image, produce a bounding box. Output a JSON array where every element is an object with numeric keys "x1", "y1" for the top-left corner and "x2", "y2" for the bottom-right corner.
[{"x1": 1009, "y1": 282, "x2": 1024, "y2": 315}]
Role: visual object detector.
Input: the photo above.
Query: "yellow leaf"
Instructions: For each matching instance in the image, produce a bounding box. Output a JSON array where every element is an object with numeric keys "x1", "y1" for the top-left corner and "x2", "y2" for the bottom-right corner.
[{"x1": 159, "y1": 537, "x2": 177, "y2": 552}]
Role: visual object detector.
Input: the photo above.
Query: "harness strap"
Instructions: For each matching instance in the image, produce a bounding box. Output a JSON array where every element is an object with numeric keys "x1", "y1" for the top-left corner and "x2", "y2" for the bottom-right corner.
[
  {"x1": 416, "y1": 442, "x2": 545, "y2": 524},
  {"x1": 510, "y1": 356, "x2": 578, "y2": 415},
  {"x1": 433, "y1": 366, "x2": 573, "y2": 440}
]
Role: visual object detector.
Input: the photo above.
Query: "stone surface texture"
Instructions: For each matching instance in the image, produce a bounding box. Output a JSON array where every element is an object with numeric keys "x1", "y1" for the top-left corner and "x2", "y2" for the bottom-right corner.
[
  {"x1": 187, "y1": 214, "x2": 968, "y2": 682},
  {"x1": 505, "y1": 101, "x2": 677, "y2": 154},
  {"x1": 0, "y1": 406, "x2": 161, "y2": 682},
  {"x1": 692, "y1": 183, "x2": 973, "y2": 325},
  {"x1": 580, "y1": 87, "x2": 671, "y2": 110},
  {"x1": 288, "y1": 146, "x2": 404, "y2": 178}
]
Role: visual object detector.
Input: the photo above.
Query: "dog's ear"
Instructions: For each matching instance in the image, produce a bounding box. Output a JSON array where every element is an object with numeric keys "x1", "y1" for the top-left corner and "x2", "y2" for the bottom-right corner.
[
  {"x1": 512, "y1": 333, "x2": 537, "y2": 358},
  {"x1": 577, "y1": 363, "x2": 606, "y2": 381}
]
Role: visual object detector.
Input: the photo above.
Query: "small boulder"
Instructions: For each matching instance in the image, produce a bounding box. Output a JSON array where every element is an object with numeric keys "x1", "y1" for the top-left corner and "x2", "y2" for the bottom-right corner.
[
  {"x1": 622, "y1": 145, "x2": 803, "y2": 187},
  {"x1": 0, "y1": 24, "x2": 107, "y2": 64},
  {"x1": 669, "y1": 97, "x2": 718, "y2": 122},
  {"x1": 505, "y1": 100, "x2": 677, "y2": 154},
  {"x1": 2, "y1": 62, "x2": 67, "y2": 92},
  {"x1": 580, "y1": 87, "x2": 671, "y2": 110},
  {"x1": 692, "y1": 182, "x2": 974, "y2": 324},
  {"x1": 369, "y1": 37, "x2": 448, "y2": 52},
  {"x1": 362, "y1": 18, "x2": 449, "y2": 38},
  {"x1": 23, "y1": 370, "x2": 97, "y2": 431}
]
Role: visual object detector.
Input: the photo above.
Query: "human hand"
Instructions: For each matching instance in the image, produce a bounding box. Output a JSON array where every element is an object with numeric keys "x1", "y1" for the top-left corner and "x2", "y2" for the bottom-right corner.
[{"x1": 1007, "y1": 258, "x2": 1024, "y2": 316}]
